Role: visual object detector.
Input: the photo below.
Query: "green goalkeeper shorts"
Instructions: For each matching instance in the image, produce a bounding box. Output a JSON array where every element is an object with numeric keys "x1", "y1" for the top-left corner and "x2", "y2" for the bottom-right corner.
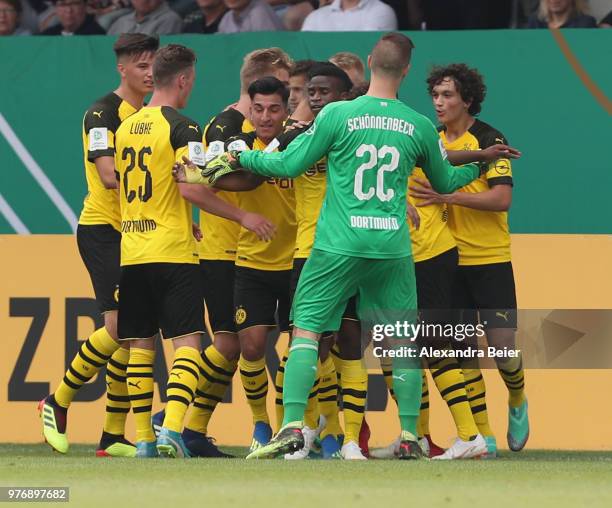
[{"x1": 292, "y1": 249, "x2": 418, "y2": 334}]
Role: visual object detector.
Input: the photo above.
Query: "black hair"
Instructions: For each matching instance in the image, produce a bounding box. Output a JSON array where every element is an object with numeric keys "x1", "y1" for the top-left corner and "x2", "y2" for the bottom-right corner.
[
  {"x1": 290, "y1": 59, "x2": 316, "y2": 78},
  {"x1": 247, "y1": 76, "x2": 290, "y2": 105},
  {"x1": 427, "y1": 63, "x2": 486, "y2": 116},
  {"x1": 308, "y1": 62, "x2": 353, "y2": 92},
  {"x1": 113, "y1": 33, "x2": 159, "y2": 60}
]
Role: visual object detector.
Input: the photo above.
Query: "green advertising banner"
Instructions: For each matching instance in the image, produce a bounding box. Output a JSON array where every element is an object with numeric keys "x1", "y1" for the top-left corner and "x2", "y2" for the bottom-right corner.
[{"x1": 0, "y1": 30, "x2": 610, "y2": 234}]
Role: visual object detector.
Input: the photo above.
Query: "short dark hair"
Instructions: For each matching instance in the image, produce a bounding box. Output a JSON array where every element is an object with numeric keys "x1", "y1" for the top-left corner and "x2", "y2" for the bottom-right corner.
[
  {"x1": 153, "y1": 44, "x2": 196, "y2": 88},
  {"x1": 290, "y1": 59, "x2": 316, "y2": 78},
  {"x1": 247, "y1": 76, "x2": 289, "y2": 105},
  {"x1": 2, "y1": 0, "x2": 21, "y2": 14},
  {"x1": 113, "y1": 33, "x2": 159, "y2": 60},
  {"x1": 370, "y1": 32, "x2": 415, "y2": 78},
  {"x1": 308, "y1": 62, "x2": 353, "y2": 92},
  {"x1": 427, "y1": 63, "x2": 486, "y2": 116}
]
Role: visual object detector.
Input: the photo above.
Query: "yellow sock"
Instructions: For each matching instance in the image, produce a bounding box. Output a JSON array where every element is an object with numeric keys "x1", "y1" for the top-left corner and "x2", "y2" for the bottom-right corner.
[
  {"x1": 186, "y1": 345, "x2": 236, "y2": 435},
  {"x1": 127, "y1": 348, "x2": 155, "y2": 443},
  {"x1": 274, "y1": 348, "x2": 288, "y2": 430},
  {"x1": 330, "y1": 344, "x2": 342, "y2": 379},
  {"x1": 304, "y1": 375, "x2": 320, "y2": 429},
  {"x1": 103, "y1": 347, "x2": 130, "y2": 435},
  {"x1": 498, "y1": 355, "x2": 526, "y2": 408},
  {"x1": 163, "y1": 346, "x2": 202, "y2": 433},
  {"x1": 430, "y1": 357, "x2": 479, "y2": 441},
  {"x1": 418, "y1": 371, "x2": 429, "y2": 438},
  {"x1": 463, "y1": 367, "x2": 493, "y2": 437},
  {"x1": 54, "y1": 327, "x2": 118, "y2": 408},
  {"x1": 239, "y1": 356, "x2": 269, "y2": 424},
  {"x1": 318, "y1": 357, "x2": 342, "y2": 438},
  {"x1": 338, "y1": 358, "x2": 367, "y2": 444}
]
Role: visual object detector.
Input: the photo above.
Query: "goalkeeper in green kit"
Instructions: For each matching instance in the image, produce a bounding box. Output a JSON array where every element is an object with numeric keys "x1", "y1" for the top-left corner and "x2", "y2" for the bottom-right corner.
[{"x1": 177, "y1": 33, "x2": 484, "y2": 460}]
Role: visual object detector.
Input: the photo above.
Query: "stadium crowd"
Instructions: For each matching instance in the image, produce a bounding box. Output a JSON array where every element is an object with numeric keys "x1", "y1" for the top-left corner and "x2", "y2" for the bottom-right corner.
[{"x1": 1, "y1": 0, "x2": 610, "y2": 36}]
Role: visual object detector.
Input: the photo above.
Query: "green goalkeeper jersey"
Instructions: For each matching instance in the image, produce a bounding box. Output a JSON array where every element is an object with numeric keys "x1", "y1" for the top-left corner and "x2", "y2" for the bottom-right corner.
[{"x1": 239, "y1": 95, "x2": 480, "y2": 259}]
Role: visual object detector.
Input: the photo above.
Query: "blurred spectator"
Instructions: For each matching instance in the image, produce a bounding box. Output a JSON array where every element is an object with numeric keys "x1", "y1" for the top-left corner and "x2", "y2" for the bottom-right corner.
[
  {"x1": 0, "y1": 0, "x2": 30, "y2": 34},
  {"x1": 218, "y1": 0, "x2": 284, "y2": 32},
  {"x1": 600, "y1": 10, "x2": 612, "y2": 27},
  {"x1": 182, "y1": 0, "x2": 227, "y2": 32},
  {"x1": 301, "y1": 0, "x2": 397, "y2": 31},
  {"x1": 288, "y1": 59, "x2": 315, "y2": 112},
  {"x1": 527, "y1": 0, "x2": 596, "y2": 28},
  {"x1": 91, "y1": 0, "x2": 132, "y2": 31},
  {"x1": 107, "y1": 0, "x2": 183, "y2": 34},
  {"x1": 40, "y1": 0, "x2": 105, "y2": 34},
  {"x1": 422, "y1": 0, "x2": 513, "y2": 29},
  {"x1": 329, "y1": 51, "x2": 365, "y2": 85},
  {"x1": 279, "y1": 0, "x2": 314, "y2": 30}
]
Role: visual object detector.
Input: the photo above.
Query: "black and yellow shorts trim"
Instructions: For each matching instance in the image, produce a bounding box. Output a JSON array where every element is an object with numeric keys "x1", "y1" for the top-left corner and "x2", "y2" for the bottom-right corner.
[
  {"x1": 200, "y1": 259, "x2": 236, "y2": 334},
  {"x1": 234, "y1": 265, "x2": 291, "y2": 332},
  {"x1": 451, "y1": 261, "x2": 517, "y2": 329},
  {"x1": 291, "y1": 257, "x2": 358, "y2": 324},
  {"x1": 118, "y1": 262, "x2": 204, "y2": 340},
  {"x1": 76, "y1": 224, "x2": 121, "y2": 313}
]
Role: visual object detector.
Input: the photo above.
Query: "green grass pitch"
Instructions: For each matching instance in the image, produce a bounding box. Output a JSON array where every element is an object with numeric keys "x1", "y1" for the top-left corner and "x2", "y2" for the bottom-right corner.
[{"x1": 1, "y1": 445, "x2": 611, "y2": 507}]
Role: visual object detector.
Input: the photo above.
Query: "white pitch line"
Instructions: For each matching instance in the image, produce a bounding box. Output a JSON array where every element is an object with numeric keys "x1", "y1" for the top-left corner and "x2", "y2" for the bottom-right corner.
[
  {"x1": 0, "y1": 112, "x2": 77, "y2": 233},
  {"x1": 0, "y1": 192, "x2": 30, "y2": 234}
]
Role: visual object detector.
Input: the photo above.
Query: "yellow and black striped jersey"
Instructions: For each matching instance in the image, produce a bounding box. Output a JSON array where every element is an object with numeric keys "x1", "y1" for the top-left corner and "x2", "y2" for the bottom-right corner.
[
  {"x1": 441, "y1": 119, "x2": 513, "y2": 266},
  {"x1": 199, "y1": 108, "x2": 254, "y2": 261},
  {"x1": 227, "y1": 132, "x2": 296, "y2": 271},
  {"x1": 408, "y1": 167, "x2": 456, "y2": 262},
  {"x1": 277, "y1": 122, "x2": 327, "y2": 260},
  {"x1": 115, "y1": 106, "x2": 203, "y2": 266},
  {"x1": 79, "y1": 92, "x2": 137, "y2": 231}
]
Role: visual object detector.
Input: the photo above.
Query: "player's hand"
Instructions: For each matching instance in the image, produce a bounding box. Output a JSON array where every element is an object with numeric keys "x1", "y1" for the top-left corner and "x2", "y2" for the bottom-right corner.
[
  {"x1": 192, "y1": 223, "x2": 203, "y2": 242},
  {"x1": 172, "y1": 156, "x2": 207, "y2": 184},
  {"x1": 203, "y1": 151, "x2": 241, "y2": 185},
  {"x1": 407, "y1": 203, "x2": 420, "y2": 230},
  {"x1": 480, "y1": 144, "x2": 521, "y2": 162},
  {"x1": 241, "y1": 212, "x2": 276, "y2": 241},
  {"x1": 409, "y1": 177, "x2": 448, "y2": 207},
  {"x1": 285, "y1": 120, "x2": 310, "y2": 132}
]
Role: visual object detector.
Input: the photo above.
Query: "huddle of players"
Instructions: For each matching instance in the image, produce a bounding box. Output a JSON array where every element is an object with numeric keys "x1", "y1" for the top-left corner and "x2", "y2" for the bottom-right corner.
[{"x1": 38, "y1": 31, "x2": 528, "y2": 460}]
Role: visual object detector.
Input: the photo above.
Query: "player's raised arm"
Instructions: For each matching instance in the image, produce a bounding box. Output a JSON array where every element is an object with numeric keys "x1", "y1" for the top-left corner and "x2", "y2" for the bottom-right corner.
[
  {"x1": 417, "y1": 118, "x2": 481, "y2": 193},
  {"x1": 237, "y1": 106, "x2": 334, "y2": 178}
]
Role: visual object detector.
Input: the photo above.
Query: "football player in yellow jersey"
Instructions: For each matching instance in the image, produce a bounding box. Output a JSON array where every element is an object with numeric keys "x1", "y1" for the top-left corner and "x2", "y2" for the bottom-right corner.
[
  {"x1": 114, "y1": 44, "x2": 274, "y2": 459},
  {"x1": 411, "y1": 63, "x2": 529, "y2": 455},
  {"x1": 39, "y1": 34, "x2": 159, "y2": 458},
  {"x1": 161, "y1": 48, "x2": 292, "y2": 457}
]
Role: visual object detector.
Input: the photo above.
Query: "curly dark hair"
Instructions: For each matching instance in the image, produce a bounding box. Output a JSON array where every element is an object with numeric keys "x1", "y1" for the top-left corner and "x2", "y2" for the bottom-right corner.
[{"x1": 426, "y1": 64, "x2": 486, "y2": 116}]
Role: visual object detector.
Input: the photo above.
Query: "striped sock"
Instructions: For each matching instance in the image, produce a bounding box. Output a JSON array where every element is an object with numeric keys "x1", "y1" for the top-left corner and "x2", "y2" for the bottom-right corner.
[
  {"x1": 239, "y1": 356, "x2": 270, "y2": 424},
  {"x1": 304, "y1": 375, "x2": 320, "y2": 429},
  {"x1": 54, "y1": 327, "x2": 118, "y2": 408},
  {"x1": 417, "y1": 371, "x2": 429, "y2": 438},
  {"x1": 274, "y1": 347, "x2": 289, "y2": 430},
  {"x1": 337, "y1": 358, "x2": 367, "y2": 444},
  {"x1": 103, "y1": 347, "x2": 130, "y2": 436},
  {"x1": 163, "y1": 346, "x2": 202, "y2": 433},
  {"x1": 463, "y1": 367, "x2": 494, "y2": 437},
  {"x1": 185, "y1": 345, "x2": 236, "y2": 435},
  {"x1": 127, "y1": 348, "x2": 156, "y2": 443},
  {"x1": 318, "y1": 357, "x2": 342, "y2": 438},
  {"x1": 498, "y1": 355, "x2": 526, "y2": 408}
]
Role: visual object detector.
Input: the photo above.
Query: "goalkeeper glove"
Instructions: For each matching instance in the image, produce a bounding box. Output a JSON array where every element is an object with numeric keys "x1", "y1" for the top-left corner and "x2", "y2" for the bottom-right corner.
[{"x1": 202, "y1": 151, "x2": 241, "y2": 185}]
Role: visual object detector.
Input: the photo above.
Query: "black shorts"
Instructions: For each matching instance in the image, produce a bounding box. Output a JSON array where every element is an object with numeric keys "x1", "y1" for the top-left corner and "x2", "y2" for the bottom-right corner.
[
  {"x1": 415, "y1": 247, "x2": 458, "y2": 324},
  {"x1": 451, "y1": 261, "x2": 517, "y2": 329},
  {"x1": 234, "y1": 265, "x2": 291, "y2": 332},
  {"x1": 291, "y1": 258, "x2": 358, "y2": 323},
  {"x1": 200, "y1": 260, "x2": 236, "y2": 334},
  {"x1": 118, "y1": 263, "x2": 204, "y2": 340},
  {"x1": 76, "y1": 224, "x2": 121, "y2": 313}
]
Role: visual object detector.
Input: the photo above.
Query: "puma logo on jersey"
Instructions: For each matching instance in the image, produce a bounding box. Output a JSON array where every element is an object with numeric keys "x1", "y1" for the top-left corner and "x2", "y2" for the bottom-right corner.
[
  {"x1": 215, "y1": 124, "x2": 226, "y2": 133},
  {"x1": 128, "y1": 380, "x2": 141, "y2": 389},
  {"x1": 189, "y1": 125, "x2": 199, "y2": 133},
  {"x1": 496, "y1": 311, "x2": 509, "y2": 322},
  {"x1": 93, "y1": 111, "x2": 103, "y2": 118}
]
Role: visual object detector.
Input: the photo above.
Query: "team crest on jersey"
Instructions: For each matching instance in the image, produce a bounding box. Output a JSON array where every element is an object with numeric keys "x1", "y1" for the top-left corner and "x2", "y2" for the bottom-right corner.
[{"x1": 235, "y1": 306, "x2": 247, "y2": 325}]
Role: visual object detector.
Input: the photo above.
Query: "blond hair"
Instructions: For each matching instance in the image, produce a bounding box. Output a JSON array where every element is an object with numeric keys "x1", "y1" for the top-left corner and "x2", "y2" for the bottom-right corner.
[
  {"x1": 538, "y1": 0, "x2": 589, "y2": 21},
  {"x1": 329, "y1": 52, "x2": 365, "y2": 76},
  {"x1": 240, "y1": 48, "x2": 293, "y2": 92}
]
